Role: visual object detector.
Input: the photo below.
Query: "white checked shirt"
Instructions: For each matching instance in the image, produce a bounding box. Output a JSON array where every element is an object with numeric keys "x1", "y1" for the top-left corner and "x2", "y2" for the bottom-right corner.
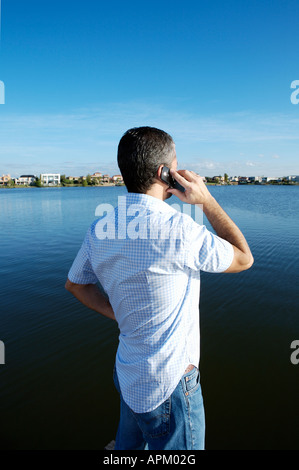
[{"x1": 68, "y1": 193, "x2": 234, "y2": 413}]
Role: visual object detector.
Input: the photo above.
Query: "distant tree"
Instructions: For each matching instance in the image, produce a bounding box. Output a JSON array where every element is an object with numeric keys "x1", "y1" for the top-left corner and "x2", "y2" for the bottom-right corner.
[
  {"x1": 224, "y1": 173, "x2": 229, "y2": 183},
  {"x1": 7, "y1": 179, "x2": 15, "y2": 187},
  {"x1": 35, "y1": 178, "x2": 42, "y2": 187},
  {"x1": 62, "y1": 178, "x2": 73, "y2": 185},
  {"x1": 86, "y1": 174, "x2": 92, "y2": 185},
  {"x1": 60, "y1": 174, "x2": 67, "y2": 186}
]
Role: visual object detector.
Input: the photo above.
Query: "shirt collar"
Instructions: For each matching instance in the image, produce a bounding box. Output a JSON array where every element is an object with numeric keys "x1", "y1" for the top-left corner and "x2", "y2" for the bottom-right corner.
[{"x1": 125, "y1": 192, "x2": 176, "y2": 214}]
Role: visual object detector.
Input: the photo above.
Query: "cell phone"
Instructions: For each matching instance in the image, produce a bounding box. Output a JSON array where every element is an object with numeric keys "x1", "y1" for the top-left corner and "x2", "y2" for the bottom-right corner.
[{"x1": 160, "y1": 166, "x2": 185, "y2": 192}]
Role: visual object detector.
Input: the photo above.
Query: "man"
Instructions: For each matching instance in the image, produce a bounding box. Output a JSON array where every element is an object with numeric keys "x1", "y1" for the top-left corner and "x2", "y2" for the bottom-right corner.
[{"x1": 65, "y1": 126, "x2": 253, "y2": 450}]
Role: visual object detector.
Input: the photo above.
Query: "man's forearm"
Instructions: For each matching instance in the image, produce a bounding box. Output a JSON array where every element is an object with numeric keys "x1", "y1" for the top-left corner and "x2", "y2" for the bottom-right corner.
[
  {"x1": 167, "y1": 169, "x2": 253, "y2": 271},
  {"x1": 65, "y1": 280, "x2": 116, "y2": 321},
  {"x1": 203, "y1": 196, "x2": 253, "y2": 261}
]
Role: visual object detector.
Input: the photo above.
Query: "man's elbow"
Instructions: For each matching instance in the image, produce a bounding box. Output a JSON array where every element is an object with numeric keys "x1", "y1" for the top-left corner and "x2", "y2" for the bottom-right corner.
[
  {"x1": 224, "y1": 251, "x2": 254, "y2": 273},
  {"x1": 245, "y1": 254, "x2": 254, "y2": 270},
  {"x1": 65, "y1": 278, "x2": 75, "y2": 292},
  {"x1": 241, "y1": 253, "x2": 254, "y2": 271}
]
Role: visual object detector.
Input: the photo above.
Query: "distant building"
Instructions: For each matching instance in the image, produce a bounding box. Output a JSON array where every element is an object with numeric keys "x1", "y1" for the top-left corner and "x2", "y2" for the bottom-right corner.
[
  {"x1": 111, "y1": 175, "x2": 124, "y2": 183},
  {"x1": 248, "y1": 176, "x2": 262, "y2": 183},
  {"x1": 91, "y1": 172, "x2": 102, "y2": 180},
  {"x1": 102, "y1": 174, "x2": 110, "y2": 183},
  {"x1": 0, "y1": 174, "x2": 11, "y2": 185},
  {"x1": 238, "y1": 176, "x2": 249, "y2": 184},
  {"x1": 66, "y1": 176, "x2": 79, "y2": 181},
  {"x1": 212, "y1": 175, "x2": 225, "y2": 183},
  {"x1": 262, "y1": 177, "x2": 278, "y2": 183},
  {"x1": 41, "y1": 174, "x2": 61, "y2": 186},
  {"x1": 15, "y1": 175, "x2": 37, "y2": 185}
]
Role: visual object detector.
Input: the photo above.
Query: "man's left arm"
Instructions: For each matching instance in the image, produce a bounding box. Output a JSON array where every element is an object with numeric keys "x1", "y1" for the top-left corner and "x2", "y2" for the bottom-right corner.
[{"x1": 65, "y1": 279, "x2": 116, "y2": 321}]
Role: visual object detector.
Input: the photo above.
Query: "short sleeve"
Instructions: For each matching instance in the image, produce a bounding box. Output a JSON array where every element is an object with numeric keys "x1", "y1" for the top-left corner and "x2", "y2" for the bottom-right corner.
[
  {"x1": 185, "y1": 221, "x2": 234, "y2": 273},
  {"x1": 67, "y1": 230, "x2": 98, "y2": 285}
]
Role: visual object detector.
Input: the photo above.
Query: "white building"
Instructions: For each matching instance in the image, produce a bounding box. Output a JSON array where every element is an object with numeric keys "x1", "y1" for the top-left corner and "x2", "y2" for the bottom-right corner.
[
  {"x1": 248, "y1": 176, "x2": 263, "y2": 183},
  {"x1": 111, "y1": 175, "x2": 124, "y2": 183},
  {"x1": 41, "y1": 174, "x2": 61, "y2": 186},
  {"x1": 15, "y1": 175, "x2": 37, "y2": 185},
  {"x1": 262, "y1": 177, "x2": 279, "y2": 183}
]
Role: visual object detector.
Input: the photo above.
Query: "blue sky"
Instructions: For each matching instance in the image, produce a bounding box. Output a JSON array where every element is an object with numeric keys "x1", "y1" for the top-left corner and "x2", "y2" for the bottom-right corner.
[{"x1": 0, "y1": 0, "x2": 299, "y2": 177}]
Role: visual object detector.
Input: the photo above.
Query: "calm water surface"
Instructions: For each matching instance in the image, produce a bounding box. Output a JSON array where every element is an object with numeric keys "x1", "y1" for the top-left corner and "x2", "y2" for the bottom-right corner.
[{"x1": 0, "y1": 185, "x2": 298, "y2": 449}]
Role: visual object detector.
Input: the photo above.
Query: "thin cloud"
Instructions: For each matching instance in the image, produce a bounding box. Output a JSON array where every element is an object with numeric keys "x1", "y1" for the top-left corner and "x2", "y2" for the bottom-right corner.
[
  {"x1": 0, "y1": 102, "x2": 299, "y2": 176},
  {"x1": 1, "y1": 105, "x2": 299, "y2": 144}
]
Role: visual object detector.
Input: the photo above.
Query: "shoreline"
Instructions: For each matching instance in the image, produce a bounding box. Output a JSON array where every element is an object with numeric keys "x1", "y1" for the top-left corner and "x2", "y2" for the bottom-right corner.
[
  {"x1": 0, "y1": 182, "x2": 125, "y2": 189},
  {"x1": 0, "y1": 182, "x2": 298, "y2": 189}
]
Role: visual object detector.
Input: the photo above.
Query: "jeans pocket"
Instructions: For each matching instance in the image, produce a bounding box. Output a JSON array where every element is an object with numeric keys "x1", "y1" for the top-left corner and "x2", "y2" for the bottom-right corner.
[
  {"x1": 134, "y1": 396, "x2": 171, "y2": 439},
  {"x1": 184, "y1": 368, "x2": 200, "y2": 396}
]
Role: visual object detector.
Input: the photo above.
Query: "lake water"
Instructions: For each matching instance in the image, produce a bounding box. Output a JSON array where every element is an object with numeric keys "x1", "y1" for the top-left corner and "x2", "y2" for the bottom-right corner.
[{"x1": 0, "y1": 185, "x2": 298, "y2": 450}]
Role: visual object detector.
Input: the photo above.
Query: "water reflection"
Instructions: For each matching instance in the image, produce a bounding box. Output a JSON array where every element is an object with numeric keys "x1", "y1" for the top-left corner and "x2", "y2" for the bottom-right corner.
[{"x1": 0, "y1": 185, "x2": 298, "y2": 450}]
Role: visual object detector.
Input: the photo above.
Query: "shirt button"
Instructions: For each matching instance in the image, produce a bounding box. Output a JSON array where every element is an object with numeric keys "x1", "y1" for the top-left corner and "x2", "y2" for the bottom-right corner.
[{"x1": 185, "y1": 392, "x2": 189, "y2": 396}]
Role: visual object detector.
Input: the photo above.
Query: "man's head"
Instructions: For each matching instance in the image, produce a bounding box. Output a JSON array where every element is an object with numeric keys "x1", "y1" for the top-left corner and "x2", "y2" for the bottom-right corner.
[{"x1": 117, "y1": 126, "x2": 177, "y2": 195}]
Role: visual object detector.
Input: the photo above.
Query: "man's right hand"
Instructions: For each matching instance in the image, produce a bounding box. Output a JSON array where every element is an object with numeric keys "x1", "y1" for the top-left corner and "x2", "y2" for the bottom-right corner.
[
  {"x1": 166, "y1": 169, "x2": 214, "y2": 206},
  {"x1": 167, "y1": 168, "x2": 254, "y2": 273}
]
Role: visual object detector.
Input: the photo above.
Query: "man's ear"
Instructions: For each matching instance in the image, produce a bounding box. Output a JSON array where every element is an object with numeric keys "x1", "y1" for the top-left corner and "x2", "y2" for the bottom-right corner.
[{"x1": 156, "y1": 164, "x2": 164, "y2": 181}]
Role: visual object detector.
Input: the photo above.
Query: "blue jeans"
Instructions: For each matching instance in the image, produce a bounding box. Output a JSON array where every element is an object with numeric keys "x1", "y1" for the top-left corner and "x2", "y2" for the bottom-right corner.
[{"x1": 113, "y1": 365, "x2": 205, "y2": 450}]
